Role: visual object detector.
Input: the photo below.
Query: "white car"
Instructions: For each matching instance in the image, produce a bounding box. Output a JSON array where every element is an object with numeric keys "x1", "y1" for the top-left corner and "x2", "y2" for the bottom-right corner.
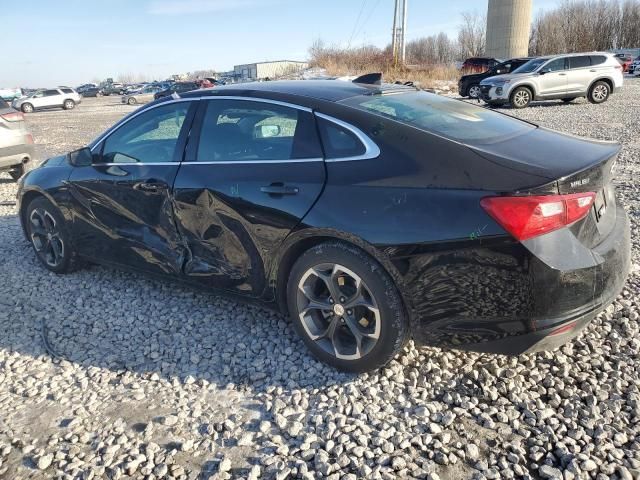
[
  {"x1": 12, "y1": 87, "x2": 82, "y2": 113},
  {"x1": 479, "y1": 52, "x2": 623, "y2": 108}
]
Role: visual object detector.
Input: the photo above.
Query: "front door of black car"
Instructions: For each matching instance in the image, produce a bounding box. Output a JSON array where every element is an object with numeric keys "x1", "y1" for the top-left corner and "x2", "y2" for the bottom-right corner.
[
  {"x1": 172, "y1": 98, "x2": 326, "y2": 297},
  {"x1": 68, "y1": 100, "x2": 197, "y2": 275}
]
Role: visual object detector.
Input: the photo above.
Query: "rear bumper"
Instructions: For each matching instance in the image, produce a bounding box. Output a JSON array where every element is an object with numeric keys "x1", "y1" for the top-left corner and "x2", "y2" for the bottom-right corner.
[{"x1": 408, "y1": 202, "x2": 630, "y2": 355}]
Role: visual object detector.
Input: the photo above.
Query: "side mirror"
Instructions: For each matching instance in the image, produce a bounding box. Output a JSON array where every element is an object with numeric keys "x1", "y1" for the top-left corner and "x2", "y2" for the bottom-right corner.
[
  {"x1": 68, "y1": 147, "x2": 93, "y2": 167},
  {"x1": 539, "y1": 69, "x2": 549, "y2": 75},
  {"x1": 257, "y1": 124, "x2": 281, "y2": 138}
]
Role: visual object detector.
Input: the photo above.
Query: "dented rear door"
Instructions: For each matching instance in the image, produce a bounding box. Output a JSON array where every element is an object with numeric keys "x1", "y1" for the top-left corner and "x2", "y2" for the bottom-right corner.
[{"x1": 172, "y1": 98, "x2": 326, "y2": 298}]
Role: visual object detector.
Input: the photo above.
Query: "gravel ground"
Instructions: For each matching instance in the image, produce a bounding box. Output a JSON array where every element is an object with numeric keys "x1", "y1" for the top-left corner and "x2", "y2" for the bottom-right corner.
[{"x1": 0, "y1": 83, "x2": 639, "y2": 480}]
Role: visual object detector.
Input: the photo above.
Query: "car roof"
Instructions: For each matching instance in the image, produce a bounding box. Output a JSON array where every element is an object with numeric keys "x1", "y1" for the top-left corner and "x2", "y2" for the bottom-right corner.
[{"x1": 181, "y1": 80, "x2": 415, "y2": 102}]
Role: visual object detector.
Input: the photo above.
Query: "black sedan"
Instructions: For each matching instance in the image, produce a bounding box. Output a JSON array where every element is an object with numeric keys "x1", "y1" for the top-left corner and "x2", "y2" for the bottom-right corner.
[{"x1": 17, "y1": 80, "x2": 630, "y2": 372}]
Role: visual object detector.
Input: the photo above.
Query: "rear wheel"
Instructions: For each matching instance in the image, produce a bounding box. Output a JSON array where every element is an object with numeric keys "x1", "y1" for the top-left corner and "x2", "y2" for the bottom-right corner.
[
  {"x1": 588, "y1": 81, "x2": 610, "y2": 104},
  {"x1": 562, "y1": 97, "x2": 577, "y2": 103},
  {"x1": 468, "y1": 84, "x2": 481, "y2": 99},
  {"x1": 287, "y1": 242, "x2": 408, "y2": 372},
  {"x1": 127, "y1": 97, "x2": 137, "y2": 105},
  {"x1": 25, "y1": 197, "x2": 81, "y2": 274},
  {"x1": 63, "y1": 99, "x2": 75, "y2": 110},
  {"x1": 21, "y1": 103, "x2": 34, "y2": 113},
  {"x1": 510, "y1": 87, "x2": 532, "y2": 109}
]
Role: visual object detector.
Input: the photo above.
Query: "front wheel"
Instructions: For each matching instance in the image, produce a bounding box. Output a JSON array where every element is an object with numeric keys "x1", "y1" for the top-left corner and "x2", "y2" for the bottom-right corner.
[
  {"x1": 510, "y1": 87, "x2": 532, "y2": 108},
  {"x1": 25, "y1": 197, "x2": 81, "y2": 274},
  {"x1": 588, "y1": 81, "x2": 610, "y2": 104},
  {"x1": 21, "y1": 103, "x2": 34, "y2": 113},
  {"x1": 287, "y1": 242, "x2": 409, "y2": 372},
  {"x1": 468, "y1": 84, "x2": 481, "y2": 99}
]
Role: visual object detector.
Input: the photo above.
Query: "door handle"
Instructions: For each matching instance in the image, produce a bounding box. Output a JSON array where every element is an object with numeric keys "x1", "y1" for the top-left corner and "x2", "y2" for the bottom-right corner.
[
  {"x1": 260, "y1": 183, "x2": 299, "y2": 195},
  {"x1": 590, "y1": 69, "x2": 597, "y2": 72},
  {"x1": 133, "y1": 181, "x2": 168, "y2": 193},
  {"x1": 558, "y1": 73, "x2": 566, "y2": 76}
]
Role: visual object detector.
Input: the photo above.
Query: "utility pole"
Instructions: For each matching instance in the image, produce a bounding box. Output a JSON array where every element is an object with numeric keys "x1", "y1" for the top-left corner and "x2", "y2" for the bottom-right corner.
[{"x1": 392, "y1": 0, "x2": 408, "y2": 66}]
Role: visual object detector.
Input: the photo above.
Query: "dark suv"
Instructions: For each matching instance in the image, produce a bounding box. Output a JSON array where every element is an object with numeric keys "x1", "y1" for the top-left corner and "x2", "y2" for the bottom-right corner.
[
  {"x1": 460, "y1": 57, "x2": 501, "y2": 75},
  {"x1": 459, "y1": 58, "x2": 533, "y2": 98},
  {"x1": 154, "y1": 82, "x2": 199, "y2": 100}
]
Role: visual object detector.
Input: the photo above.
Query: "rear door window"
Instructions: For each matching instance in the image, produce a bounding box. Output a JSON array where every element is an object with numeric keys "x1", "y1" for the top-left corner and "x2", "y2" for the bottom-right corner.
[
  {"x1": 44, "y1": 90, "x2": 60, "y2": 97},
  {"x1": 195, "y1": 100, "x2": 322, "y2": 162},
  {"x1": 568, "y1": 56, "x2": 591, "y2": 69}
]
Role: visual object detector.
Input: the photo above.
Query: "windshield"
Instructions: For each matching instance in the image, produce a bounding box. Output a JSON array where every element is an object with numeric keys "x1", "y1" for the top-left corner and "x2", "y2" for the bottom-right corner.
[
  {"x1": 512, "y1": 58, "x2": 548, "y2": 73},
  {"x1": 340, "y1": 91, "x2": 535, "y2": 144}
]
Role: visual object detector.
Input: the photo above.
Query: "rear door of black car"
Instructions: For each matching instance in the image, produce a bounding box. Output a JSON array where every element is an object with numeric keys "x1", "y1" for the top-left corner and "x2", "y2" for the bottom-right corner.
[
  {"x1": 68, "y1": 100, "x2": 198, "y2": 275},
  {"x1": 172, "y1": 97, "x2": 325, "y2": 298}
]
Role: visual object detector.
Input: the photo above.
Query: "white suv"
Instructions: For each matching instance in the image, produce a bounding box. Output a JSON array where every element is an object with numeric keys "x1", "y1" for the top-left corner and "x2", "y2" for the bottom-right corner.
[
  {"x1": 479, "y1": 53, "x2": 623, "y2": 108},
  {"x1": 12, "y1": 87, "x2": 82, "y2": 113}
]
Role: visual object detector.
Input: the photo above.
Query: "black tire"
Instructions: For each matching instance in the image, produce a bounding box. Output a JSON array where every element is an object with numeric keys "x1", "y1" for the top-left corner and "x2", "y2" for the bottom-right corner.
[
  {"x1": 24, "y1": 196, "x2": 82, "y2": 274},
  {"x1": 467, "y1": 83, "x2": 481, "y2": 99},
  {"x1": 287, "y1": 242, "x2": 409, "y2": 372},
  {"x1": 588, "y1": 81, "x2": 610, "y2": 104},
  {"x1": 63, "y1": 99, "x2": 75, "y2": 110},
  {"x1": 562, "y1": 97, "x2": 577, "y2": 103},
  {"x1": 21, "y1": 103, "x2": 34, "y2": 114},
  {"x1": 509, "y1": 86, "x2": 532, "y2": 109}
]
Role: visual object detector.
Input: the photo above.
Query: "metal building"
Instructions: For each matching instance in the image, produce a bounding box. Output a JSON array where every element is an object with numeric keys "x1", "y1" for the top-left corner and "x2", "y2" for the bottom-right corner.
[
  {"x1": 485, "y1": 0, "x2": 533, "y2": 59},
  {"x1": 233, "y1": 60, "x2": 308, "y2": 81}
]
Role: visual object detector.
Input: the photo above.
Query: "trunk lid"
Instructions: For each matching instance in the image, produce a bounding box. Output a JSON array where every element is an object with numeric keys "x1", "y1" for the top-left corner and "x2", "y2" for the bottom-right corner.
[{"x1": 468, "y1": 126, "x2": 620, "y2": 247}]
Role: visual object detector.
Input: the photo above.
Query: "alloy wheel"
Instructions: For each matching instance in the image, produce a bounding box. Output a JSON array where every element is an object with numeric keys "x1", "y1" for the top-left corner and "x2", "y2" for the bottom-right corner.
[
  {"x1": 593, "y1": 84, "x2": 608, "y2": 102},
  {"x1": 296, "y1": 263, "x2": 380, "y2": 360},
  {"x1": 513, "y1": 90, "x2": 530, "y2": 107},
  {"x1": 468, "y1": 85, "x2": 481, "y2": 98},
  {"x1": 29, "y1": 208, "x2": 65, "y2": 267},
  {"x1": 22, "y1": 103, "x2": 33, "y2": 113}
]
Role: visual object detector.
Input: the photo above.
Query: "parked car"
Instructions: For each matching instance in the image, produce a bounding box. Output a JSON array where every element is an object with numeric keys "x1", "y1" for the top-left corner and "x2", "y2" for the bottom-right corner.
[
  {"x1": 0, "y1": 98, "x2": 34, "y2": 180},
  {"x1": 121, "y1": 86, "x2": 162, "y2": 105},
  {"x1": 101, "y1": 83, "x2": 125, "y2": 96},
  {"x1": 12, "y1": 87, "x2": 82, "y2": 113},
  {"x1": 80, "y1": 87, "x2": 103, "y2": 98},
  {"x1": 629, "y1": 56, "x2": 640, "y2": 75},
  {"x1": 614, "y1": 53, "x2": 633, "y2": 72},
  {"x1": 76, "y1": 84, "x2": 97, "y2": 94},
  {"x1": 0, "y1": 87, "x2": 24, "y2": 101},
  {"x1": 459, "y1": 57, "x2": 533, "y2": 98},
  {"x1": 479, "y1": 53, "x2": 623, "y2": 108},
  {"x1": 16, "y1": 80, "x2": 630, "y2": 372},
  {"x1": 460, "y1": 57, "x2": 501, "y2": 74},
  {"x1": 153, "y1": 82, "x2": 199, "y2": 100}
]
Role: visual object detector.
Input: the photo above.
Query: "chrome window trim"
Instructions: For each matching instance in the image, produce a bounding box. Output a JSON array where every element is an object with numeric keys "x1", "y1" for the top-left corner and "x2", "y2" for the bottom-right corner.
[
  {"x1": 314, "y1": 112, "x2": 380, "y2": 162},
  {"x1": 92, "y1": 162, "x2": 181, "y2": 166},
  {"x1": 181, "y1": 158, "x2": 324, "y2": 165},
  {"x1": 200, "y1": 95, "x2": 313, "y2": 112}
]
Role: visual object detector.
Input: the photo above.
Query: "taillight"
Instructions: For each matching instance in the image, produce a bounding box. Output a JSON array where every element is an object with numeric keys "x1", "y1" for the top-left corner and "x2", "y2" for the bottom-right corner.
[
  {"x1": 25, "y1": 133, "x2": 34, "y2": 144},
  {"x1": 480, "y1": 193, "x2": 596, "y2": 241},
  {"x1": 1, "y1": 111, "x2": 24, "y2": 122}
]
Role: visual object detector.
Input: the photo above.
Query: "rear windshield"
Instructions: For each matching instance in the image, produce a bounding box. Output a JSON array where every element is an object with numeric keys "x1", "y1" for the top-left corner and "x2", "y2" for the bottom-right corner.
[
  {"x1": 340, "y1": 91, "x2": 534, "y2": 144},
  {"x1": 512, "y1": 57, "x2": 548, "y2": 73}
]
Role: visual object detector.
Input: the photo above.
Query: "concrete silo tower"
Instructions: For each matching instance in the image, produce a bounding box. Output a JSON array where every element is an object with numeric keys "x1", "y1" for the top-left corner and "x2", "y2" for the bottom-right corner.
[{"x1": 486, "y1": 0, "x2": 533, "y2": 59}]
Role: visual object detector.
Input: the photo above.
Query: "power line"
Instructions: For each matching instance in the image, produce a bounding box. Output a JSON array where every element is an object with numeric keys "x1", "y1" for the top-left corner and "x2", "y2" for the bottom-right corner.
[
  {"x1": 347, "y1": 0, "x2": 368, "y2": 48},
  {"x1": 354, "y1": 0, "x2": 381, "y2": 44}
]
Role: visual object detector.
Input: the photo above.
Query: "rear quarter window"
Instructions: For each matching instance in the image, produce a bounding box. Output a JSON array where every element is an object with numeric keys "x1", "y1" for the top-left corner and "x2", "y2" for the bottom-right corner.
[
  {"x1": 590, "y1": 55, "x2": 607, "y2": 66},
  {"x1": 61, "y1": 88, "x2": 74, "y2": 94},
  {"x1": 340, "y1": 91, "x2": 535, "y2": 145},
  {"x1": 317, "y1": 118, "x2": 366, "y2": 159}
]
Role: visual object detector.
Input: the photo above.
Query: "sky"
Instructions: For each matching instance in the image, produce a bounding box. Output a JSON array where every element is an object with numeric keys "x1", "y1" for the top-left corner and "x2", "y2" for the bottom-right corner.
[{"x1": 1, "y1": 0, "x2": 559, "y2": 87}]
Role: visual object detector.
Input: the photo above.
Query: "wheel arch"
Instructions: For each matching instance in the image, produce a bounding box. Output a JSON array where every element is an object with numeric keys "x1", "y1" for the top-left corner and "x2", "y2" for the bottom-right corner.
[
  {"x1": 588, "y1": 76, "x2": 613, "y2": 92},
  {"x1": 272, "y1": 229, "x2": 414, "y2": 325},
  {"x1": 512, "y1": 83, "x2": 536, "y2": 98},
  {"x1": 19, "y1": 188, "x2": 59, "y2": 240}
]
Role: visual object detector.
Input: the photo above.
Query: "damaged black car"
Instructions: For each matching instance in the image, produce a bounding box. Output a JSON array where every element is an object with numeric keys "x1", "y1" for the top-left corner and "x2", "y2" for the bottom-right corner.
[{"x1": 17, "y1": 80, "x2": 630, "y2": 372}]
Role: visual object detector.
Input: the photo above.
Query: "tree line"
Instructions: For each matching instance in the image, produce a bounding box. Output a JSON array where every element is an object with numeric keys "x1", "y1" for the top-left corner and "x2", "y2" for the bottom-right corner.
[{"x1": 309, "y1": 0, "x2": 640, "y2": 72}]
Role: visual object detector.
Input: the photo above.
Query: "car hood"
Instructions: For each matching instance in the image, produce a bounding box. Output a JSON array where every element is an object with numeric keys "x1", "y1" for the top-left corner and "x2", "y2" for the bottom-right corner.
[
  {"x1": 40, "y1": 154, "x2": 68, "y2": 168},
  {"x1": 480, "y1": 72, "x2": 533, "y2": 84}
]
